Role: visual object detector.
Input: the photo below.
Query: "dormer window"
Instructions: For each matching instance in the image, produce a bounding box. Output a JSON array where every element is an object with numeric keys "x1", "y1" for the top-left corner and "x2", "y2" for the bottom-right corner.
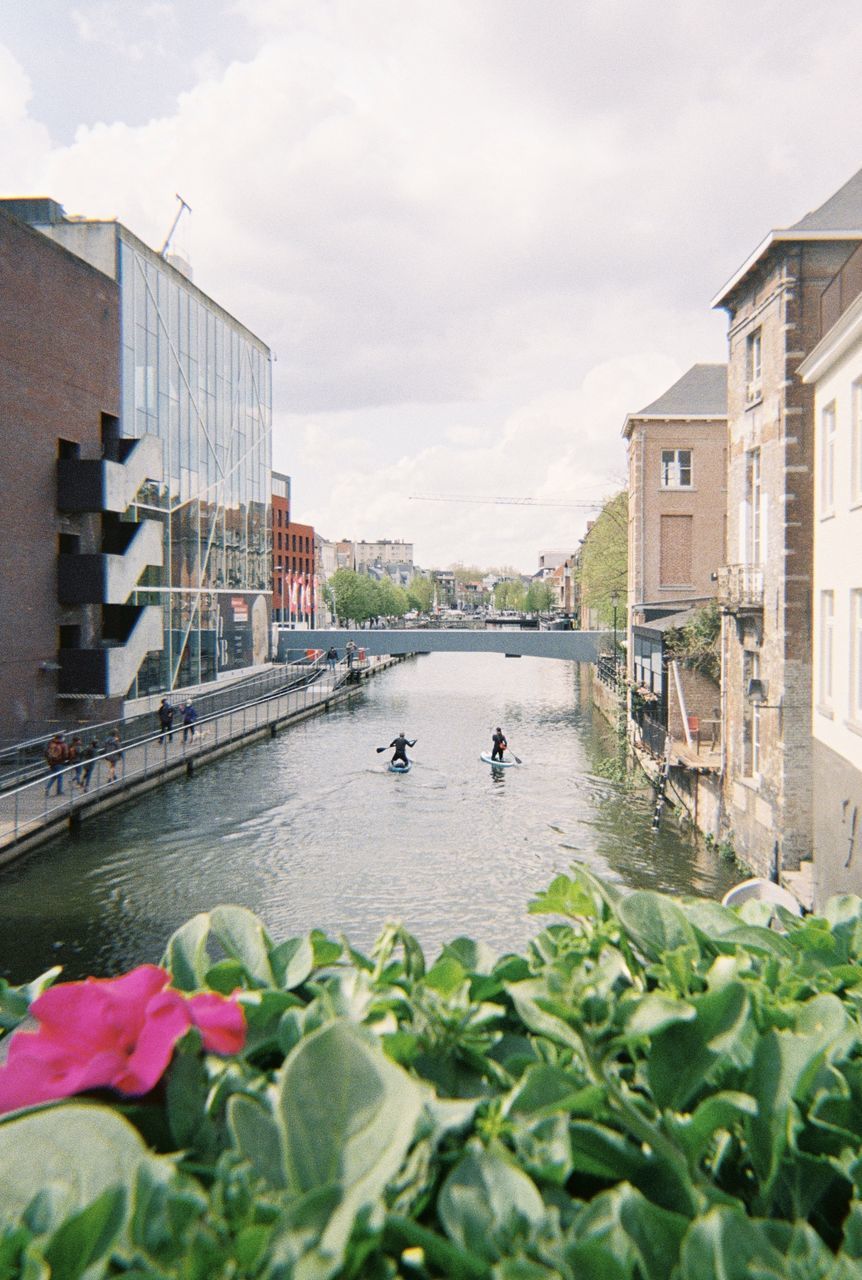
[{"x1": 660, "y1": 448, "x2": 692, "y2": 489}]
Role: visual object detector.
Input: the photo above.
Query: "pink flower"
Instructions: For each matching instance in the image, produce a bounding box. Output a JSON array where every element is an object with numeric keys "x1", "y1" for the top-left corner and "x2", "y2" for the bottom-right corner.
[{"x1": 0, "y1": 964, "x2": 245, "y2": 1115}]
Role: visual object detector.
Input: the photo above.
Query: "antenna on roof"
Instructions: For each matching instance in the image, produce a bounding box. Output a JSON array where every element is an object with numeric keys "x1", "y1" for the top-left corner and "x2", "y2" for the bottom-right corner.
[{"x1": 159, "y1": 193, "x2": 191, "y2": 258}]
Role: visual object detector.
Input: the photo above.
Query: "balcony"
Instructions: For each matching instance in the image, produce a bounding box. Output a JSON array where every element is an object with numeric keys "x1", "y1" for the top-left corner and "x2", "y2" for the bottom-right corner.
[
  {"x1": 58, "y1": 519, "x2": 163, "y2": 605},
  {"x1": 716, "y1": 564, "x2": 764, "y2": 612},
  {"x1": 57, "y1": 434, "x2": 162, "y2": 514},
  {"x1": 58, "y1": 606, "x2": 163, "y2": 697}
]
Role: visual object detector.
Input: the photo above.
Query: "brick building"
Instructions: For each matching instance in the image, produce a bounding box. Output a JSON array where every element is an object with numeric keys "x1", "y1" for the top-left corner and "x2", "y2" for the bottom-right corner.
[
  {"x1": 0, "y1": 205, "x2": 125, "y2": 741},
  {"x1": 272, "y1": 471, "x2": 316, "y2": 625},
  {"x1": 713, "y1": 168, "x2": 862, "y2": 883}
]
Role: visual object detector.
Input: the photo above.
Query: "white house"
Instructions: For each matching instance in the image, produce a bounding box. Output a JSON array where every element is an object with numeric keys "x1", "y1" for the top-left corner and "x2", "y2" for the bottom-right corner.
[{"x1": 798, "y1": 286, "x2": 862, "y2": 902}]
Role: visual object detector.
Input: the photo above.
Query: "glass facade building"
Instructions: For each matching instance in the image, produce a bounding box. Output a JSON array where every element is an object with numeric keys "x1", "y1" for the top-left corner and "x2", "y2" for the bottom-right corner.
[{"x1": 38, "y1": 218, "x2": 273, "y2": 700}]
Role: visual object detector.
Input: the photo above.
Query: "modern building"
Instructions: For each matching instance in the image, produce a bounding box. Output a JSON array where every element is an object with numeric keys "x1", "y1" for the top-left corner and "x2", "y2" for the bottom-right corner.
[
  {"x1": 2, "y1": 197, "x2": 273, "y2": 718},
  {"x1": 798, "y1": 276, "x2": 862, "y2": 901},
  {"x1": 712, "y1": 167, "x2": 862, "y2": 883}
]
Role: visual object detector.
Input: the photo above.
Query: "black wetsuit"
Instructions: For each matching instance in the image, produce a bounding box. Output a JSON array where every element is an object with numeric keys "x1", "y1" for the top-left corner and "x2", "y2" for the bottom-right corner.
[
  {"x1": 491, "y1": 731, "x2": 507, "y2": 761},
  {"x1": 390, "y1": 736, "x2": 416, "y2": 765}
]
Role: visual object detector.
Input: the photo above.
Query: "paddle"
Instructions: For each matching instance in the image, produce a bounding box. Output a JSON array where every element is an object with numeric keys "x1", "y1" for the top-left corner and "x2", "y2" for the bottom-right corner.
[
  {"x1": 376, "y1": 741, "x2": 417, "y2": 753},
  {"x1": 490, "y1": 730, "x2": 521, "y2": 765}
]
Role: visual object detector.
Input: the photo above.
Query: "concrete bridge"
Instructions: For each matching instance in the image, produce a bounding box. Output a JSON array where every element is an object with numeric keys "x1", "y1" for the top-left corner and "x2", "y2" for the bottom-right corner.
[{"x1": 286, "y1": 628, "x2": 608, "y2": 662}]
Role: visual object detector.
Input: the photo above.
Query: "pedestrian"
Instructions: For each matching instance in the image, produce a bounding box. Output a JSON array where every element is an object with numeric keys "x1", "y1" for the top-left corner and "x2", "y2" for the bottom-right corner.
[
  {"x1": 79, "y1": 738, "x2": 98, "y2": 792},
  {"x1": 69, "y1": 735, "x2": 84, "y2": 787},
  {"x1": 104, "y1": 730, "x2": 123, "y2": 783},
  {"x1": 389, "y1": 730, "x2": 416, "y2": 768},
  {"x1": 490, "y1": 726, "x2": 508, "y2": 762},
  {"x1": 182, "y1": 700, "x2": 198, "y2": 742},
  {"x1": 326, "y1": 646, "x2": 338, "y2": 670},
  {"x1": 157, "y1": 697, "x2": 174, "y2": 742},
  {"x1": 44, "y1": 733, "x2": 68, "y2": 796},
  {"x1": 346, "y1": 640, "x2": 357, "y2": 669}
]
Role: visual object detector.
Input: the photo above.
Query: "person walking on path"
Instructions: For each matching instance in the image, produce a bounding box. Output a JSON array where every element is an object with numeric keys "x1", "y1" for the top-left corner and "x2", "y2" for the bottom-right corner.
[
  {"x1": 44, "y1": 733, "x2": 69, "y2": 796},
  {"x1": 104, "y1": 730, "x2": 123, "y2": 783},
  {"x1": 157, "y1": 697, "x2": 174, "y2": 742},
  {"x1": 326, "y1": 646, "x2": 338, "y2": 671},
  {"x1": 346, "y1": 640, "x2": 357, "y2": 669},
  {"x1": 182, "y1": 701, "x2": 198, "y2": 743},
  {"x1": 490, "y1": 727, "x2": 508, "y2": 763},
  {"x1": 69, "y1": 735, "x2": 84, "y2": 788},
  {"x1": 79, "y1": 739, "x2": 98, "y2": 792},
  {"x1": 389, "y1": 731, "x2": 416, "y2": 768}
]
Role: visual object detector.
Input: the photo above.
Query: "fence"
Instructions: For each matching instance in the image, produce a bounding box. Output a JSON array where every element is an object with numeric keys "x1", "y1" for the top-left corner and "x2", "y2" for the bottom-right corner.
[
  {"x1": 639, "y1": 712, "x2": 669, "y2": 759},
  {"x1": 0, "y1": 660, "x2": 349, "y2": 852},
  {"x1": 596, "y1": 653, "x2": 624, "y2": 692}
]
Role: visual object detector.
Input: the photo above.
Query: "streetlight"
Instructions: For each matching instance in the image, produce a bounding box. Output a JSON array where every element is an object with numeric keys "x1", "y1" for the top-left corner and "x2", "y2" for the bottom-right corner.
[{"x1": 610, "y1": 590, "x2": 619, "y2": 666}]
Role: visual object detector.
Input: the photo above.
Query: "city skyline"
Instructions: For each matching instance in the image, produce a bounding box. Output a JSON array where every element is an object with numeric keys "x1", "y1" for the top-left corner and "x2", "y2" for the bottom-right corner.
[{"x1": 3, "y1": 1, "x2": 862, "y2": 568}]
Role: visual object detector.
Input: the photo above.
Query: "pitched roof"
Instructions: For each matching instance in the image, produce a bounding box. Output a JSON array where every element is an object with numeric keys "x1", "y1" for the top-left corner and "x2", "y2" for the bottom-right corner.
[
  {"x1": 627, "y1": 364, "x2": 727, "y2": 427},
  {"x1": 713, "y1": 166, "x2": 862, "y2": 308},
  {"x1": 789, "y1": 166, "x2": 862, "y2": 232}
]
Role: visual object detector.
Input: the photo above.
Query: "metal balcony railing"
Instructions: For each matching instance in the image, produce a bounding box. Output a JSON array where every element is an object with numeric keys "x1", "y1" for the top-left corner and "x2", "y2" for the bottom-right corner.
[{"x1": 716, "y1": 563, "x2": 764, "y2": 610}]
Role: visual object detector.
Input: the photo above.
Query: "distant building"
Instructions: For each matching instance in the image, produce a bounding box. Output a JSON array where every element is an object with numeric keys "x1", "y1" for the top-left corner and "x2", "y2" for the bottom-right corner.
[
  {"x1": 798, "y1": 277, "x2": 862, "y2": 902},
  {"x1": 1, "y1": 196, "x2": 273, "y2": 726},
  {"x1": 272, "y1": 472, "x2": 316, "y2": 626},
  {"x1": 354, "y1": 539, "x2": 414, "y2": 581},
  {"x1": 713, "y1": 167, "x2": 862, "y2": 885}
]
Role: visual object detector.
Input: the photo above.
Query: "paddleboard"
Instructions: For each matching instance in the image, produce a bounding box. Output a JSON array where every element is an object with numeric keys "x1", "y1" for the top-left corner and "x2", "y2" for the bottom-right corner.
[
  {"x1": 480, "y1": 752, "x2": 516, "y2": 767},
  {"x1": 389, "y1": 760, "x2": 412, "y2": 773}
]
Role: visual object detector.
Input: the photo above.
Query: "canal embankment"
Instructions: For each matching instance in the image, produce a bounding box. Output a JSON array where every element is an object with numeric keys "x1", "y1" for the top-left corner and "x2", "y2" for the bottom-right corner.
[{"x1": 0, "y1": 654, "x2": 411, "y2": 865}]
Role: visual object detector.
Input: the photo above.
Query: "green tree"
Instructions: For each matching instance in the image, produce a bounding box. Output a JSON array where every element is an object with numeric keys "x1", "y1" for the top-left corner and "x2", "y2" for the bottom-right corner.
[
  {"x1": 494, "y1": 579, "x2": 526, "y2": 611},
  {"x1": 526, "y1": 580, "x2": 556, "y2": 614},
  {"x1": 664, "y1": 601, "x2": 721, "y2": 681},
  {"x1": 330, "y1": 569, "x2": 377, "y2": 626},
  {"x1": 406, "y1": 574, "x2": 434, "y2": 613},
  {"x1": 577, "y1": 490, "x2": 628, "y2": 626},
  {"x1": 375, "y1": 577, "x2": 409, "y2": 619}
]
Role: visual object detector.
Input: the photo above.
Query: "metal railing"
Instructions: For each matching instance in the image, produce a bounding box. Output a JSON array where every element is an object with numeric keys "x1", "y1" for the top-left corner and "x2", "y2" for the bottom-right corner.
[
  {"x1": 0, "y1": 660, "x2": 327, "y2": 792},
  {"x1": 596, "y1": 653, "x2": 624, "y2": 692},
  {"x1": 0, "y1": 660, "x2": 352, "y2": 850},
  {"x1": 639, "y1": 712, "x2": 669, "y2": 758},
  {"x1": 716, "y1": 563, "x2": 764, "y2": 610}
]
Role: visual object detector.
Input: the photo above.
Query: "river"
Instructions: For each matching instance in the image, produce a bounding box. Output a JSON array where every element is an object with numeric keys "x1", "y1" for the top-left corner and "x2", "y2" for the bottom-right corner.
[{"x1": 0, "y1": 653, "x2": 739, "y2": 983}]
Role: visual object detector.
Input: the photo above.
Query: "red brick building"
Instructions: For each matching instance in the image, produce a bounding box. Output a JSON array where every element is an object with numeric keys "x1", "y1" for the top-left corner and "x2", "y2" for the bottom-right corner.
[
  {"x1": 272, "y1": 472, "x2": 316, "y2": 624},
  {"x1": 0, "y1": 205, "x2": 121, "y2": 740}
]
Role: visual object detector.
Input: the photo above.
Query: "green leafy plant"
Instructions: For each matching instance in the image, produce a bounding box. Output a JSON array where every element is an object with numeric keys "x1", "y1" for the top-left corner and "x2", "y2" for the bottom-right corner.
[{"x1": 5, "y1": 881, "x2": 862, "y2": 1277}]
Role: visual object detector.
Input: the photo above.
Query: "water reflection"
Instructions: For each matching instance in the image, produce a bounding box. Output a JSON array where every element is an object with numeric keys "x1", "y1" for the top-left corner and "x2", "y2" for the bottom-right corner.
[{"x1": 0, "y1": 654, "x2": 739, "y2": 982}]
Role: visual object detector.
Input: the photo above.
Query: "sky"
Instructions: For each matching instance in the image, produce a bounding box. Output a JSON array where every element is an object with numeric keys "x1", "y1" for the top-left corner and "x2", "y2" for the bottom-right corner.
[{"x1": 3, "y1": 1, "x2": 862, "y2": 571}]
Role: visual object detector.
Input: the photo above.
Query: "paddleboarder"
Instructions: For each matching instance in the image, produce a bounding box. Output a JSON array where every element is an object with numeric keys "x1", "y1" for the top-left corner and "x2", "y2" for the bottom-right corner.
[
  {"x1": 491, "y1": 727, "x2": 508, "y2": 762},
  {"x1": 389, "y1": 731, "x2": 416, "y2": 768}
]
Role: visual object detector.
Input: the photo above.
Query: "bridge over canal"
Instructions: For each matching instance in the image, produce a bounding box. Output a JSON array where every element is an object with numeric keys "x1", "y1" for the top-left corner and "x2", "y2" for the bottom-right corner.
[{"x1": 288, "y1": 628, "x2": 608, "y2": 662}]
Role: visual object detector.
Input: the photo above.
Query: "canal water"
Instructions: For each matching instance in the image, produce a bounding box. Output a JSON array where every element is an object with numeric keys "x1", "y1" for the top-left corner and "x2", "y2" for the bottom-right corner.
[{"x1": 0, "y1": 654, "x2": 739, "y2": 983}]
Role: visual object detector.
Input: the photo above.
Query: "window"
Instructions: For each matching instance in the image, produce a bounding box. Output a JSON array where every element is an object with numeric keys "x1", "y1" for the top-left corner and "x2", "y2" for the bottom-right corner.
[
  {"x1": 746, "y1": 329, "x2": 762, "y2": 404},
  {"x1": 660, "y1": 515, "x2": 693, "y2": 585},
  {"x1": 660, "y1": 449, "x2": 692, "y2": 489},
  {"x1": 821, "y1": 402, "x2": 837, "y2": 517},
  {"x1": 745, "y1": 448, "x2": 762, "y2": 565},
  {"x1": 819, "y1": 590, "x2": 835, "y2": 710},
  {"x1": 743, "y1": 650, "x2": 761, "y2": 777},
  {"x1": 853, "y1": 382, "x2": 862, "y2": 506},
  {"x1": 852, "y1": 590, "x2": 862, "y2": 725}
]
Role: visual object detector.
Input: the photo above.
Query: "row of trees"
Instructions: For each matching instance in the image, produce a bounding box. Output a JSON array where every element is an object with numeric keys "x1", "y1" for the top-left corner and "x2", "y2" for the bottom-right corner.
[{"x1": 326, "y1": 570, "x2": 559, "y2": 625}]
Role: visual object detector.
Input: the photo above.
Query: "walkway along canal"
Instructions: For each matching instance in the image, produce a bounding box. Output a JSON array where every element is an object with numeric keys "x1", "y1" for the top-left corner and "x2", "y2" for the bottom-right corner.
[{"x1": 0, "y1": 652, "x2": 741, "y2": 983}]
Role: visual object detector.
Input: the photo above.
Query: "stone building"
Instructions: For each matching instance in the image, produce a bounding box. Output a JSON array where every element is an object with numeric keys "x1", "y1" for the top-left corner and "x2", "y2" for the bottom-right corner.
[
  {"x1": 798, "y1": 269, "x2": 862, "y2": 902},
  {"x1": 712, "y1": 167, "x2": 862, "y2": 887}
]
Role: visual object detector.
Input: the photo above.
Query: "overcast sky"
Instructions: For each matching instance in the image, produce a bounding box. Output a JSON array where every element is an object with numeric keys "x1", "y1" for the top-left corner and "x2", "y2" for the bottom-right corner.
[{"x1": 3, "y1": 1, "x2": 862, "y2": 570}]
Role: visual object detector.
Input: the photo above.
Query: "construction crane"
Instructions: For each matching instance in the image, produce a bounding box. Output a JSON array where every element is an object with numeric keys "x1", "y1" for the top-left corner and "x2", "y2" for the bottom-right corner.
[
  {"x1": 409, "y1": 493, "x2": 601, "y2": 509},
  {"x1": 159, "y1": 193, "x2": 192, "y2": 258}
]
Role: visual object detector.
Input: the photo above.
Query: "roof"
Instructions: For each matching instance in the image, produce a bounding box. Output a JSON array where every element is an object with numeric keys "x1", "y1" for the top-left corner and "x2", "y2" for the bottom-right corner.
[
  {"x1": 713, "y1": 166, "x2": 862, "y2": 309},
  {"x1": 622, "y1": 364, "x2": 727, "y2": 437}
]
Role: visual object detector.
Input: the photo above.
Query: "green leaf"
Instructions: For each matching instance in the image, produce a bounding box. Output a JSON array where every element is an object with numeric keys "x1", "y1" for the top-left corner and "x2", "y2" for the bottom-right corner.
[
  {"x1": 678, "y1": 1206, "x2": 789, "y2": 1279},
  {"x1": 210, "y1": 905, "x2": 275, "y2": 987},
  {"x1": 647, "y1": 982, "x2": 749, "y2": 1110},
  {"x1": 440, "y1": 937, "x2": 499, "y2": 975},
  {"x1": 0, "y1": 1104, "x2": 173, "y2": 1226},
  {"x1": 271, "y1": 935, "x2": 315, "y2": 989},
  {"x1": 616, "y1": 892, "x2": 697, "y2": 961},
  {"x1": 43, "y1": 1186, "x2": 126, "y2": 1280},
  {"x1": 162, "y1": 912, "x2": 211, "y2": 991},
  {"x1": 276, "y1": 1019, "x2": 426, "y2": 1278},
  {"x1": 666, "y1": 1092, "x2": 757, "y2": 1165},
  {"x1": 528, "y1": 874, "x2": 597, "y2": 919},
  {"x1": 228, "y1": 1094, "x2": 286, "y2": 1189},
  {"x1": 437, "y1": 1144, "x2": 544, "y2": 1263},
  {"x1": 424, "y1": 956, "x2": 468, "y2": 996},
  {"x1": 623, "y1": 992, "x2": 696, "y2": 1039}
]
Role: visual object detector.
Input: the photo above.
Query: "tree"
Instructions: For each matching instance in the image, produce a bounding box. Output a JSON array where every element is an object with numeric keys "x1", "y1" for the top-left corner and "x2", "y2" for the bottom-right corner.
[
  {"x1": 577, "y1": 490, "x2": 628, "y2": 626},
  {"x1": 494, "y1": 579, "x2": 526, "y2": 611},
  {"x1": 526, "y1": 580, "x2": 556, "y2": 614},
  {"x1": 375, "y1": 577, "x2": 409, "y2": 619},
  {"x1": 330, "y1": 569, "x2": 377, "y2": 625},
  {"x1": 406, "y1": 575, "x2": 434, "y2": 613}
]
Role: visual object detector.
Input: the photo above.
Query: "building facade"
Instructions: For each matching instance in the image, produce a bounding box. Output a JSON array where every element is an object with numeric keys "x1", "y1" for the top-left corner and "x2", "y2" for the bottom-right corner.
[
  {"x1": 4, "y1": 198, "x2": 273, "y2": 708},
  {"x1": 713, "y1": 169, "x2": 862, "y2": 881},
  {"x1": 798, "y1": 278, "x2": 862, "y2": 901},
  {"x1": 0, "y1": 206, "x2": 125, "y2": 740}
]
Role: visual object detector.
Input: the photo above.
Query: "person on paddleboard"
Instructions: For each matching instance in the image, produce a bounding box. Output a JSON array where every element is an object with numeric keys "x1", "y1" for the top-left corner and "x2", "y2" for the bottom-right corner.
[
  {"x1": 491, "y1": 727, "x2": 507, "y2": 762},
  {"x1": 389, "y1": 731, "x2": 416, "y2": 767}
]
